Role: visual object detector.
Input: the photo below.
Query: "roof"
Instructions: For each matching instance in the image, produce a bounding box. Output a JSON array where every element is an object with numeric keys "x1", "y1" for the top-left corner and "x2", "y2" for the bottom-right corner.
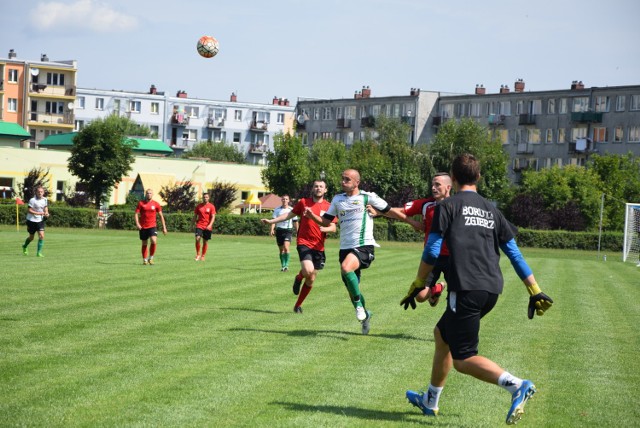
[
  {"x1": 246, "y1": 192, "x2": 262, "y2": 205},
  {"x1": 235, "y1": 193, "x2": 283, "y2": 210},
  {"x1": 38, "y1": 133, "x2": 174, "y2": 155},
  {"x1": 0, "y1": 121, "x2": 31, "y2": 139},
  {"x1": 134, "y1": 173, "x2": 176, "y2": 204}
]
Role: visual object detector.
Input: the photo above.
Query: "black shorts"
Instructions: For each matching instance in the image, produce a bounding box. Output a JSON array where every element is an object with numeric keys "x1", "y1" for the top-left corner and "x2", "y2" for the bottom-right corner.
[
  {"x1": 426, "y1": 255, "x2": 450, "y2": 287},
  {"x1": 139, "y1": 227, "x2": 158, "y2": 240},
  {"x1": 297, "y1": 245, "x2": 326, "y2": 270},
  {"x1": 195, "y1": 228, "x2": 212, "y2": 240},
  {"x1": 339, "y1": 246, "x2": 375, "y2": 270},
  {"x1": 26, "y1": 220, "x2": 45, "y2": 235},
  {"x1": 275, "y1": 228, "x2": 293, "y2": 246},
  {"x1": 436, "y1": 290, "x2": 499, "y2": 360}
]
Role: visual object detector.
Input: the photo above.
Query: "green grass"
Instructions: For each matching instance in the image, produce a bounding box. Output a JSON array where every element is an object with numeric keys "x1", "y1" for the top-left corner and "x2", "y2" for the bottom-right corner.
[{"x1": 1, "y1": 226, "x2": 639, "y2": 427}]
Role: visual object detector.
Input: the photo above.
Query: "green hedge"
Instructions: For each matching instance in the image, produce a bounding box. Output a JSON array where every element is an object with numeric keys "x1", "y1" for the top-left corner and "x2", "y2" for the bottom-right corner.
[{"x1": 0, "y1": 205, "x2": 623, "y2": 251}]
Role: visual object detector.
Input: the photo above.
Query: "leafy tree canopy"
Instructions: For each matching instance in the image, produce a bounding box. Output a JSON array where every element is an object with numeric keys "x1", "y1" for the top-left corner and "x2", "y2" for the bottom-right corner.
[
  {"x1": 184, "y1": 141, "x2": 245, "y2": 164},
  {"x1": 261, "y1": 133, "x2": 310, "y2": 198}
]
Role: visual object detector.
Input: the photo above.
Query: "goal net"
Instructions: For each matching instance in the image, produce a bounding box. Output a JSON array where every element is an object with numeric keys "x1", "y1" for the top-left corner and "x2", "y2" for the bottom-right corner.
[{"x1": 623, "y1": 203, "x2": 640, "y2": 263}]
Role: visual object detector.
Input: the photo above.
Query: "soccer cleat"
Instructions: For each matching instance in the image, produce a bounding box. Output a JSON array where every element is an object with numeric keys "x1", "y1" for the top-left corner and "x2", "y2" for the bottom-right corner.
[
  {"x1": 406, "y1": 390, "x2": 438, "y2": 416},
  {"x1": 292, "y1": 276, "x2": 302, "y2": 295},
  {"x1": 36, "y1": 252, "x2": 44, "y2": 258},
  {"x1": 283, "y1": 266, "x2": 288, "y2": 272},
  {"x1": 506, "y1": 380, "x2": 536, "y2": 425},
  {"x1": 143, "y1": 259, "x2": 148, "y2": 265},
  {"x1": 200, "y1": 256, "x2": 205, "y2": 262},
  {"x1": 355, "y1": 305, "x2": 367, "y2": 321},
  {"x1": 22, "y1": 246, "x2": 28, "y2": 256},
  {"x1": 361, "y1": 311, "x2": 372, "y2": 335},
  {"x1": 195, "y1": 255, "x2": 201, "y2": 261},
  {"x1": 148, "y1": 258, "x2": 155, "y2": 265},
  {"x1": 294, "y1": 306, "x2": 303, "y2": 314},
  {"x1": 428, "y1": 282, "x2": 446, "y2": 307}
]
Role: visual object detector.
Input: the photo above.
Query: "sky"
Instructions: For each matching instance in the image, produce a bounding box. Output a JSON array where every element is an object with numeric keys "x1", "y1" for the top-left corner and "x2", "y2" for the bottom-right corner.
[{"x1": 3, "y1": 0, "x2": 640, "y2": 104}]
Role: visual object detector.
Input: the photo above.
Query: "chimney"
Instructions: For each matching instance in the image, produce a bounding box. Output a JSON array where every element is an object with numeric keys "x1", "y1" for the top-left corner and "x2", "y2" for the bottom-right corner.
[
  {"x1": 177, "y1": 90, "x2": 187, "y2": 98},
  {"x1": 284, "y1": 99, "x2": 289, "y2": 106},
  {"x1": 230, "y1": 92, "x2": 237, "y2": 102},
  {"x1": 149, "y1": 84, "x2": 157, "y2": 95},
  {"x1": 361, "y1": 85, "x2": 371, "y2": 98},
  {"x1": 475, "y1": 84, "x2": 486, "y2": 95},
  {"x1": 514, "y1": 79, "x2": 525, "y2": 92},
  {"x1": 354, "y1": 91, "x2": 362, "y2": 99},
  {"x1": 272, "y1": 96, "x2": 279, "y2": 105},
  {"x1": 409, "y1": 87, "x2": 421, "y2": 96},
  {"x1": 8, "y1": 49, "x2": 16, "y2": 59},
  {"x1": 41, "y1": 53, "x2": 49, "y2": 62},
  {"x1": 500, "y1": 85, "x2": 510, "y2": 94},
  {"x1": 571, "y1": 80, "x2": 585, "y2": 90}
]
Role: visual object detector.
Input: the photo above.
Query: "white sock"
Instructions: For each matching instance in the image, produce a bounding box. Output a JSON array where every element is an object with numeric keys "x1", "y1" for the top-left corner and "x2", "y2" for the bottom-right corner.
[
  {"x1": 423, "y1": 384, "x2": 443, "y2": 409},
  {"x1": 498, "y1": 372, "x2": 523, "y2": 394}
]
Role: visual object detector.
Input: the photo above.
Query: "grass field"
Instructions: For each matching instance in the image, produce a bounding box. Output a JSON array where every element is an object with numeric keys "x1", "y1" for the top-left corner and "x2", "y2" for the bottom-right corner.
[{"x1": 1, "y1": 226, "x2": 639, "y2": 427}]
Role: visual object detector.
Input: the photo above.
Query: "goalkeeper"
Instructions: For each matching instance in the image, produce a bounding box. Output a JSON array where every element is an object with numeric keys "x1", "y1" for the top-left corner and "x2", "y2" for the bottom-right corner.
[{"x1": 404, "y1": 154, "x2": 553, "y2": 425}]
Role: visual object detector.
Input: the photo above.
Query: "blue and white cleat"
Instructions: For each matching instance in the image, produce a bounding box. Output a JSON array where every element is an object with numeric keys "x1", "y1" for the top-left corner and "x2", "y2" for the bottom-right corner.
[
  {"x1": 406, "y1": 390, "x2": 438, "y2": 416},
  {"x1": 506, "y1": 380, "x2": 536, "y2": 424}
]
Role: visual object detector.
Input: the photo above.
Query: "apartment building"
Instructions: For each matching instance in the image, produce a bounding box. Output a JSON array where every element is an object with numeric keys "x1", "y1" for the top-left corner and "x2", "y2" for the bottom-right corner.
[
  {"x1": 0, "y1": 49, "x2": 77, "y2": 147},
  {"x1": 75, "y1": 86, "x2": 295, "y2": 164}
]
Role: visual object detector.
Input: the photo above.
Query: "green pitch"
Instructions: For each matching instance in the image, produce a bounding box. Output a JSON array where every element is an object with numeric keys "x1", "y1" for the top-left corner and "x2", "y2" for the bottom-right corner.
[{"x1": 1, "y1": 227, "x2": 638, "y2": 427}]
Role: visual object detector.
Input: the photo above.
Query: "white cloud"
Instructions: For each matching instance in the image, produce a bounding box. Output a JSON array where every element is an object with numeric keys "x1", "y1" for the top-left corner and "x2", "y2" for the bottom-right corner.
[{"x1": 30, "y1": 0, "x2": 137, "y2": 33}]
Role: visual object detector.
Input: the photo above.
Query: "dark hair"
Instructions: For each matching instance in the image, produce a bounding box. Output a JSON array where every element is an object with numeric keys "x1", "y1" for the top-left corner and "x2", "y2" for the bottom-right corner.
[
  {"x1": 434, "y1": 172, "x2": 450, "y2": 178},
  {"x1": 451, "y1": 154, "x2": 480, "y2": 186}
]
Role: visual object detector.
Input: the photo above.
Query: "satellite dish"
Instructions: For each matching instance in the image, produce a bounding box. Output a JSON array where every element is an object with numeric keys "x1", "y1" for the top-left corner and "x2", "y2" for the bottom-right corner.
[
  {"x1": 67, "y1": 102, "x2": 75, "y2": 110},
  {"x1": 30, "y1": 68, "x2": 40, "y2": 76},
  {"x1": 297, "y1": 114, "x2": 306, "y2": 124}
]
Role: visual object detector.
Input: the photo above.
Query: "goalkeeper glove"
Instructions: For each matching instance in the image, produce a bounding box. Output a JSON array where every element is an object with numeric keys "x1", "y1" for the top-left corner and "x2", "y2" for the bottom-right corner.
[
  {"x1": 427, "y1": 282, "x2": 445, "y2": 307},
  {"x1": 400, "y1": 278, "x2": 426, "y2": 310},
  {"x1": 526, "y1": 283, "x2": 553, "y2": 319}
]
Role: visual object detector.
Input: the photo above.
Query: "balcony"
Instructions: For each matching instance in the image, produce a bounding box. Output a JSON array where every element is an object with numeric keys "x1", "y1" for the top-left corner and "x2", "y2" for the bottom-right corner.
[
  {"x1": 32, "y1": 83, "x2": 48, "y2": 93},
  {"x1": 360, "y1": 116, "x2": 375, "y2": 128},
  {"x1": 571, "y1": 112, "x2": 603, "y2": 123},
  {"x1": 488, "y1": 114, "x2": 505, "y2": 126},
  {"x1": 28, "y1": 110, "x2": 74, "y2": 126},
  {"x1": 171, "y1": 113, "x2": 190, "y2": 126},
  {"x1": 206, "y1": 117, "x2": 225, "y2": 128},
  {"x1": 432, "y1": 116, "x2": 442, "y2": 127},
  {"x1": 249, "y1": 143, "x2": 268, "y2": 154},
  {"x1": 0, "y1": 80, "x2": 4, "y2": 91},
  {"x1": 516, "y1": 142, "x2": 534, "y2": 154},
  {"x1": 518, "y1": 114, "x2": 536, "y2": 125},
  {"x1": 337, "y1": 118, "x2": 351, "y2": 128},
  {"x1": 250, "y1": 121, "x2": 268, "y2": 132},
  {"x1": 401, "y1": 116, "x2": 415, "y2": 126},
  {"x1": 296, "y1": 119, "x2": 306, "y2": 130}
]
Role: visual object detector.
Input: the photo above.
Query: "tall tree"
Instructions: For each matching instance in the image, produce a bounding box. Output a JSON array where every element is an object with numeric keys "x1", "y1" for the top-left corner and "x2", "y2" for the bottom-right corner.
[
  {"x1": 261, "y1": 133, "x2": 310, "y2": 198},
  {"x1": 308, "y1": 139, "x2": 347, "y2": 196},
  {"x1": 19, "y1": 167, "x2": 51, "y2": 201},
  {"x1": 184, "y1": 141, "x2": 245, "y2": 164},
  {"x1": 159, "y1": 181, "x2": 196, "y2": 212},
  {"x1": 68, "y1": 116, "x2": 137, "y2": 208}
]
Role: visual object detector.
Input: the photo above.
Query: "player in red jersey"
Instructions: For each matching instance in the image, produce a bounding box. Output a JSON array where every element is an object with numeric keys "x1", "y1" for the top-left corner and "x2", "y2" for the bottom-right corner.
[
  {"x1": 134, "y1": 188, "x2": 167, "y2": 265},
  {"x1": 261, "y1": 180, "x2": 336, "y2": 313},
  {"x1": 193, "y1": 192, "x2": 217, "y2": 261}
]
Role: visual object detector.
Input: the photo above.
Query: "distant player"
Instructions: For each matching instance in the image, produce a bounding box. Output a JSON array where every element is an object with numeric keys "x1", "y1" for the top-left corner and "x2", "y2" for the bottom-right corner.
[
  {"x1": 261, "y1": 180, "x2": 336, "y2": 313},
  {"x1": 21, "y1": 186, "x2": 49, "y2": 257},
  {"x1": 193, "y1": 192, "x2": 216, "y2": 261},
  {"x1": 269, "y1": 195, "x2": 298, "y2": 271},
  {"x1": 134, "y1": 188, "x2": 167, "y2": 265}
]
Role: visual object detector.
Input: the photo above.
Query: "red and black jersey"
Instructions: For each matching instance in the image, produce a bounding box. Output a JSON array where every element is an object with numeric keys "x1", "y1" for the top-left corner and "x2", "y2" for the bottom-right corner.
[
  {"x1": 135, "y1": 199, "x2": 162, "y2": 229},
  {"x1": 292, "y1": 198, "x2": 335, "y2": 251},
  {"x1": 403, "y1": 197, "x2": 450, "y2": 256},
  {"x1": 194, "y1": 202, "x2": 216, "y2": 229}
]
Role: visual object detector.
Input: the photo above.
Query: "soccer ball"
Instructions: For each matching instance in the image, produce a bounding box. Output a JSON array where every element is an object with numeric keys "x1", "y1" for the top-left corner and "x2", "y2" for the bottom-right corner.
[{"x1": 197, "y1": 35, "x2": 219, "y2": 58}]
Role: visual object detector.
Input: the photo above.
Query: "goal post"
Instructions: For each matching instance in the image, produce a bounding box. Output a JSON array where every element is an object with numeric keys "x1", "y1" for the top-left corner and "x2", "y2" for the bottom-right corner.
[{"x1": 623, "y1": 203, "x2": 640, "y2": 263}]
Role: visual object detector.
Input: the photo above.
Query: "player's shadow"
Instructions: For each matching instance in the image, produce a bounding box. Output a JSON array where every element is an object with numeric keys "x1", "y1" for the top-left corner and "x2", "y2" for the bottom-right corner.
[
  {"x1": 220, "y1": 307, "x2": 283, "y2": 314},
  {"x1": 271, "y1": 401, "x2": 435, "y2": 424},
  {"x1": 229, "y1": 327, "x2": 427, "y2": 342}
]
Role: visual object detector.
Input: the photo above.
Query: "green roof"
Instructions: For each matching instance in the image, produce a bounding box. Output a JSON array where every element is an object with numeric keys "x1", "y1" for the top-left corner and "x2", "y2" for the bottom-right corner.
[
  {"x1": 0, "y1": 121, "x2": 31, "y2": 139},
  {"x1": 39, "y1": 133, "x2": 173, "y2": 155}
]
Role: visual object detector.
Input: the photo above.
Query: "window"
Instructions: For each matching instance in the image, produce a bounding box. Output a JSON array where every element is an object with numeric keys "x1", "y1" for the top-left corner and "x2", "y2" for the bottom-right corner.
[
  {"x1": 95, "y1": 98, "x2": 104, "y2": 110},
  {"x1": 322, "y1": 107, "x2": 332, "y2": 120},
  {"x1": 234, "y1": 110, "x2": 242, "y2": 121},
  {"x1": 55, "y1": 181, "x2": 65, "y2": 202},
  {"x1": 455, "y1": 103, "x2": 466, "y2": 117},
  {"x1": 344, "y1": 132, "x2": 354, "y2": 146},
  {"x1": 321, "y1": 132, "x2": 332, "y2": 139},
  {"x1": 559, "y1": 98, "x2": 568, "y2": 114},
  {"x1": 615, "y1": 95, "x2": 626, "y2": 111},
  {"x1": 335, "y1": 107, "x2": 343, "y2": 119},
  {"x1": 345, "y1": 106, "x2": 356, "y2": 119},
  {"x1": 185, "y1": 106, "x2": 199, "y2": 117},
  {"x1": 150, "y1": 125, "x2": 159, "y2": 137},
  {"x1": 469, "y1": 103, "x2": 482, "y2": 117},
  {"x1": 76, "y1": 96, "x2": 85, "y2": 109},
  {"x1": 498, "y1": 101, "x2": 511, "y2": 116},
  {"x1": 129, "y1": 100, "x2": 141, "y2": 113},
  {"x1": 558, "y1": 128, "x2": 566, "y2": 144},
  {"x1": 314, "y1": 108, "x2": 321, "y2": 120},
  {"x1": 151, "y1": 102, "x2": 159, "y2": 114},
  {"x1": 74, "y1": 120, "x2": 84, "y2": 131},
  {"x1": 572, "y1": 97, "x2": 589, "y2": 112},
  {"x1": 529, "y1": 100, "x2": 542, "y2": 114},
  {"x1": 441, "y1": 104, "x2": 454, "y2": 118},
  {"x1": 211, "y1": 130, "x2": 226, "y2": 142},
  {"x1": 276, "y1": 113, "x2": 285, "y2": 124},
  {"x1": 335, "y1": 131, "x2": 341, "y2": 141},
  {"x1": 629, "y1": 126, "x2": 640, "y2": 142},
  {"x1": 613, "y1": 126, "x2": 624, "y2": 143},
  {"x1": 571, "y1": 127, "x2": 588, "y2": 141},
  {"x1": 8, "y1": 98, "x2": 17, "y2": 112},
  {"x1": 8, "y1": 69, "x2": 18, "y2": 83},
  {"x1": 497, "y1": 129, "x2": 508, "y2": 145},
  {"x1": 233, "y1": 132, "x2": 241, "y2": 143},
  {"x1": 547, "y1": 99, "x2": 556, "y2": 114},
  {"x1": 183, "y1": 129, "x2": 197, "y2": 141},
  {"x1": 515, "y1": 100, "x2": 525, "y2": 115},
  {"x1": 113, "y1": 99, "x2": 121, "y2": 114},
  {"x1": 546, "y1": 129, "x2": 554, "y2": 144},
  {"x1": 46, "y1": 72, "x2": 65, "y2": 86},
  {"x1": 528, "y1": 129, "x2": 541, "y2": 144},
  {"x1": 0, "y1": 177, "x2": 15, "y2": 199},
  {"x1": 594, "y1": 96, "x2": 609, "y2": 113},
  {"x1": 371, "y1": 105, "x2": 380, "y2": 117},
  {"x1": 592, "y1": 127, "x2": 607, "y2": 143},
  {"x1": 46, "y1": 101, "x2": 64, "y2": 114},
  {"x1": 631, "y1": 95, "x2": 640, "y2": 111}
]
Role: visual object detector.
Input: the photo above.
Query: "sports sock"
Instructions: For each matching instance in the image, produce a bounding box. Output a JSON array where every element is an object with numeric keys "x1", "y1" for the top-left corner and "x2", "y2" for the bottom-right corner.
[
  {"x1": 283, "y1": 253, "x2": 290, "y2": 267},
  {"x1": 142, "y1": 244, "x2": 148, "y2": 259},
  {"x1": 23, "y1": 238, "x2": 31, "y2": 248},
  {"x1": 37, "y1": 239, "x2": 44, "y2": 253},
  {"x1": 279, "y1": 253, "x2": 285, "y2": 267},
  {"x1": 342, "y1": 271, "x2": 362, "y2": 306},
  {"x1": 150, "y1": 243, "x2": 156, "y2": 257},
  {"x1": 202, "y1": 241, "x2": 208, "y2": 256},
  {"x1": 424, "y1": 384, "x2": 443, "y2": 409},
  {"x1": 295, "y1": 283, "x2": 312, "y2": 307},
  {"x1": 195, "y1": 241, "x2": 201, "y2": 254},
  {"x1": 498, "y1": 372, "x2": 523, "y2": 394},
  {"x1": 295, "y1": 272, "x2": 304, "y2": 283}
]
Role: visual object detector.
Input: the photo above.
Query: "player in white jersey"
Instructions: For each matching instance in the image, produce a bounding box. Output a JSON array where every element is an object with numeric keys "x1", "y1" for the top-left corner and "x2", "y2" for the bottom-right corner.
[
  {"x1": 270, "y1": 195, "x2": 298, "y2": 271},
  {"x1": 304, "y1": 169, "x2": 405, "y2": 334},
  {"x1": 22, "y1": 186, "x2": 49, "y2": 257}
]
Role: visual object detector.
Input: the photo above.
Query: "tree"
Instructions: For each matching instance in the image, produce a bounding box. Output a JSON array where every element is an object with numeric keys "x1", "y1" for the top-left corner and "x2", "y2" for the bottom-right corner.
[
  {"x1": 428, "y1": 118, "x2": 510, "y2": 203},
  {"x1": 261, "y1": 133, "x2": 311, "y2": 197},
  {"x1": 19, "y1": 167, "x2": 50, "y2": 201},
  {"x1": 68, "y1": 116, "x2": 137, "y2": 208},
  {"x1": 159, "y1": 181, "x2": 196, "y2": 212},
  {"x1": 307, "y1": 139, "x2": 347, "y2": 196},
  {"x1": 184, "y1": 141, "x2": 245, "y2": 164},
  {"x1": 208, "y1": 181, "x2": 239, "y2": 212}
]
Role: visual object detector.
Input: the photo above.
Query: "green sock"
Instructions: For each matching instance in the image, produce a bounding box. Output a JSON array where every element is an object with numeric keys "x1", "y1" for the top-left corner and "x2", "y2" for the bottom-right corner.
[
  {"x1": 284, "y1": 253, "x2": 290, "y2": 267},
  {"x1": 342, "y1": 271, "x2": 362, "y2": 306},
  {"x1": 23, "y1": 238, "x2": 30, "y2": 248},
  {"x1": 37, "y1": 239, "x2": 44, "y2": 253},
  {"x1": 279, "y1": 253, "x2": 285, "y2": 267}
]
